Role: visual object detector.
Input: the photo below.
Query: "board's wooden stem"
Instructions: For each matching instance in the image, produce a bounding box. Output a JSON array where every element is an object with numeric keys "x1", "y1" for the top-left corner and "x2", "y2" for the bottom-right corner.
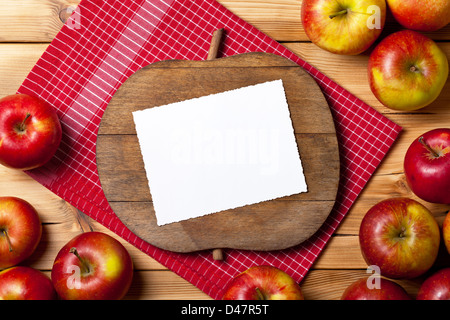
[{"x1": 208, "y1": 28, "x2": 225, "y2": 262}]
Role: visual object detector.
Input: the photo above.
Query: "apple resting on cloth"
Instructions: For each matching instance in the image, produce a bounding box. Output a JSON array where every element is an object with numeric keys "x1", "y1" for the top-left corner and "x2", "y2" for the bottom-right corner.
[
  {"x1": 404, "y1": 128, "x2": 450, "y2": 205},
  {"x1": 222, "y1": 265, "x2": 304, "y2": 300},
  {"x1": 341, "y1": 277, "x2": 411, "y2": 300},
  {"x1": 0, "y1": 266, "x2": 56, "y2": 300},
  {"x1": 301, "y1": 0, "x2": 386, "y2": 55},
  {"x1": 0, "y1": 196, "x2": 42, "y2": 269},
  {"x1": 368, "y1": 30, "x2": 448, "y2": 111},
  {"x1": 359, "y1": 198, "x2": 440, "y2": 279},
  {"x1": 416, "y1": 268, "x2": 450, "y2": 300},
  {"x1": 0, "y1": 93, "x2": 62, "y2": 170},
  {"x1": 51, "y1": 231, "x2": 133, "y2": 300},
  {"x1": 386, "y1": 0, "x2": 450, "y2": 32}
]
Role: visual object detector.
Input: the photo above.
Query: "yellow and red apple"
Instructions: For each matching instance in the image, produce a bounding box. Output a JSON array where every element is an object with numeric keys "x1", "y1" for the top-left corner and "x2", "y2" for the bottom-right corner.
[
  {"x1": 368, "y1": 30, "x2": 448, "y2": 111},
  {"x1": 301, "y1": 0, "x2": 386, "y2": 55},
  {"x1": 51, "y1": 231, "x2": 133, "y2": 300},
  {"x1": 341, "y1": 277, "x2": 411, "y2": 300},
  {"x1": 359, "y1": 198, "x2": 440, "y2": 279}
]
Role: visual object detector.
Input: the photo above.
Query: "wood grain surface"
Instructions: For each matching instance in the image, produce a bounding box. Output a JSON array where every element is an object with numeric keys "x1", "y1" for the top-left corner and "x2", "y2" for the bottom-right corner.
[
  {"x1": 0, "y1": 0, "x2": 449, "y2": 300},
  {"x1": 96, "y1": 52, "x2": 340, "y2": 254}
]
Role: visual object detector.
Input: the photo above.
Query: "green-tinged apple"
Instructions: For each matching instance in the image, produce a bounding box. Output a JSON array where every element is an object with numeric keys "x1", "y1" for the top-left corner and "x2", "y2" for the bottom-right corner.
[
  {"x1": 404, "y1": 128, "x2": 450, "y2": 205},
  {"x1": 222, "y1": 265, "x2": 304, "y2": 300},
  {"x1": 368, "y1": 30, "x2": 448, "y2": 111},
  {"x1": 0, "y1": 93, "x2": 62, "y2": 170},
  {"x1": 416, "y1": 268, "x2": 450, "y2": 300},
  {"x1": 51, "y1": 231, "x2": 133, "y2": 300},
  {"x1": 0, "y1": 266, "x2": 56, "y2": 300},
  {"x1": 386, "y1": 0, "x2": 450, "y2": 32},
  {"x1": 359, "y1": 198, "x2": 440, "y2": 279},
  {"x1": 301, "y1": 0, "x2": 386, "y2": 55},
  {"x1": 341, "y1": 277, "x2": 411, "y2": 300},
  {"x1": 0, "y1": 196, "x2": 42, "y2": 269},
  {"x1": 444, "y1": 211, "x2": 450, "y2": 254}
]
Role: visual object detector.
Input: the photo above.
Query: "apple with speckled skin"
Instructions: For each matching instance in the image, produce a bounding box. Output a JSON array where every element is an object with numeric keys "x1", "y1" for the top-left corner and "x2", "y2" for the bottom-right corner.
[
  {"x1": 386, "y1": 0, "x2": 450, "y2": 32},
  {"x1": 51, "y1": 232, "x2": 133, "y2": 300},
  {"x1": 368, "y1": 30, "x2": 448, "y2": 111},
  {"x1": 341, "y1": 277, "x2": 411, "y2": 300},
  {"x1": 359, "y1": 198, "x2": 440, "y2": 279},
  {"x1": 416, "y1": 268, "x2": 450, "y2": 300},
  {"x1": 301, "y1": 0, "x2": 386, "y2": 55},
  {"x1": 404, "y1": 128, "x2": 450, "y2": 205},
  {"x1": 0, "y1": 266, "x2": 56, "y2": 300},
  {"x1": 443, "y1": 211, "x2": 450, "y2": 255},
  {"x1": 222, "y1": 265, "x2": 304, "y2": 300}
]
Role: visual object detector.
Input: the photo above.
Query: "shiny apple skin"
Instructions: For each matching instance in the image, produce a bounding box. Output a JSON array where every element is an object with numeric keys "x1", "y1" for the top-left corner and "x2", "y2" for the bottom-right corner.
[
  {"x1": 0, "y1": 266, "x2": 57, "y2": 300},
  {"x1": 404, "y1": 128, "x2": 450, "y2": 205},
  {"x1": 301, "y1": 0, "x2": 386, "y2": 55},
  {"x1": 359, "y1": 198, "x2": 440, "y2": 279},
  {"x1": 51, "y1": 231, "x2": 133, "y2": 300},
  {"x1": 0, "y1": 196, "x2": 42, "y2": 269},
  {"x1": 341, "y1": 277, "x2": 411, "y2": 300},
  {"x1": 222, "y1": 265, "x2": 304, "y2": 300},
  {"x1": 386, "y1": 0, "x2": 450, "y2": 32},
  {"x1": 444, "y1": 212, "x2": 450, "y2": 255},
  {"x1": 368, "y1": 30, "x2": 448, "y2": 111},
  {"x1": 416, "y1": 268, "x2": 450, "y2": 300},
  {"x1": 0, "y1": 93, "x2": 62, "y2": 170}
]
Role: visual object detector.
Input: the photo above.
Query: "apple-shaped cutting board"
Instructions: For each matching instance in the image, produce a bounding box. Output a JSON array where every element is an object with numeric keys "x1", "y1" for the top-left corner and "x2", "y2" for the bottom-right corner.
[{"x1": 96, "y1": 49, "x2": 340, "y2": 256}]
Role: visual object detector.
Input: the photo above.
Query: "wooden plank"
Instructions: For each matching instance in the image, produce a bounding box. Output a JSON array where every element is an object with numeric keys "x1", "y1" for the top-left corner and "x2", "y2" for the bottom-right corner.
[{"x1": 0, "y1": 0, "x2": 449, "y2": 43}]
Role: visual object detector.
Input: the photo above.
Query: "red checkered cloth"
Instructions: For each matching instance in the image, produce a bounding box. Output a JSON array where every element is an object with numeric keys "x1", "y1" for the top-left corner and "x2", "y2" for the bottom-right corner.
[{"x1": 18, "y1": 0, "x2": 401, "y2": 299}]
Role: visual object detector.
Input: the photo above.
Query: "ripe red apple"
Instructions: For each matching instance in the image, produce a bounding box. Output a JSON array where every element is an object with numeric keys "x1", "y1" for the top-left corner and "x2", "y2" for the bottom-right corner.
[
  {"x1": 0, "y1": 196, "x2": 42, "y2": 269},
  {"x1": 341, "y1": 277, "x2": 411, "y2": 300},
  {"x1": 404, "y1": 128, "x2": 450, "y2": 205},
  {"x1": 386, "y1": 0, "x2": 450, "y2": 32},
  {"x1": 0, "y1": 93, "x2": 62, "y2": 170},
  {"x1": 301, "y1": 0, "x2": 386, "y2": 55},
  {"x1": 444, "y1": 211, "x2": 450, "y2": 255},
  {"x1": 51, "y1": 231, "x2": 133, "y2": 300},
  {"x1": 222, "y1": 265, "x2": 304, "y2": 300},
  {"x1": 359, "y1": 198, "x2": 440, "y2": 279},
  {"x1": 368, "y1": 30, "x2": 449, "y2": 111},
  {"x1": 416, "y1": 268, "x2": 450, "y2": 300},
  {"x1": 0, "y1": 266, "x2": 56, "y2": 300}
]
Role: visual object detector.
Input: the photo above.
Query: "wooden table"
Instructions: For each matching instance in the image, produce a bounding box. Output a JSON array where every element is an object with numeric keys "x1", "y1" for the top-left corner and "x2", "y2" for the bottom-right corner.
[{"x1": 0, "y1": 0, "x2": 449, "y2": 300}]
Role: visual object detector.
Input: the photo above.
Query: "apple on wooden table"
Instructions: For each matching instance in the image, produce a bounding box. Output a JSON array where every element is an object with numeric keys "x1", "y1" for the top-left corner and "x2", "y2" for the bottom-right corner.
[
  {"x1": 416, "y1": 268, "x2": 450, "y2": 300},
  {"x1": 341, "y1": 277, "x2": 411, "y2": 300},
  {"x1": 51, "y1": 231, "x2": 133, "y2": 300},
  {"x1": 301, "y1": 0, "x2": 386, "y2": 55},
  {"x1": 368, "y1": 30, "x2": 448, "y2": 111},
  {"x1": 222, "y1": 265, "x2": 304, "y2": 300},
  {"x1": 0, "y1": 93, "x2": 62, "y2": 170},
  {"x1": 386, "y1": 0, "x2": 450, "y2": 32},
  {"x1": 359, "y1": 198, "x2": 440, "y2": 279},
  {"x1": 404, "y1": 128, "x2": 450, "y2": 205},
  {"x1": 0, "y1": 196, "x2": 42, "y2": 269},
  {"x1": 444, "y1": 211, "x2": 450, "y2": 255},
  {"x1": 0, "y1": 266, "x2": 56, "y2": 300}
]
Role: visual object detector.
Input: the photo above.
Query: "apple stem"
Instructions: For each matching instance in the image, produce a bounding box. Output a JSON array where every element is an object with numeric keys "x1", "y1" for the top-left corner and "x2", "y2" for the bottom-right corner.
[
  {"x1": 329, "y1": 9, "x2": 348, "y2": 19},
  {"x1": 419, "y1": 136, "x2": 440, "y2": 158},
  {"x1": 69, "y1": 247, "x2": 90, "y2": 274},
  {"x1": 255, "y1": 287, "x2": 265, "y2": 300},
  {"x1": 18, "y1": 113, "x2": 31, "y2": 132},
  {"x1": 2, "y1": 230, "x2": 13, "y2": 252}
]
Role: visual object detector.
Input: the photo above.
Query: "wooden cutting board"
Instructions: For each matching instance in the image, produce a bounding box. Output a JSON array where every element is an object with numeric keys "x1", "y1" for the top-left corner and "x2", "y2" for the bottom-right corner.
[{"x1": 96, "y1": 52, "x2": 340, "y2": 255}]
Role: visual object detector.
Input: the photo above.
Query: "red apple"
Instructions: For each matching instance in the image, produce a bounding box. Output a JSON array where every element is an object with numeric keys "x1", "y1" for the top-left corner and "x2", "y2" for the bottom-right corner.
[
  {"x1": 386, "y1": 0, "x2": 450, "y2": 32},
  {"x1": 359, "y1": 198, "x2": 440, "y2": 279},
  {"x1": 0, "y1": 93, "x2": 62, "y2": 170},
  {"x1": 0, "y1": 266, "x2": 56, "y2": 300},
  {"x1": 368, "y1": 30, "x2": 449, "y2": 111},
  {"x1": 222, "y1": 265, "x2": 304, "y2": 300},
  {"x1": 51, "y1": 231, "x2": 133, "y2": 300},
  {"x1": 341, "y1": 277, "x2": 411, "y2": 300},
  {"x1": 404, "y1": 128, "x2": 450, "y2": 205},
  {"x1": 416, "y1": 268, "x2": 450, "y2": 300},
  {"x1": 0, "y1": 196, "x2": 42, "y2": 269},
  {"x1": 444, "y1": 211, "x2": 450, "y2": 255},
  {"x1": 301, "y1": 0, "x2": 386, "y2": 55}
]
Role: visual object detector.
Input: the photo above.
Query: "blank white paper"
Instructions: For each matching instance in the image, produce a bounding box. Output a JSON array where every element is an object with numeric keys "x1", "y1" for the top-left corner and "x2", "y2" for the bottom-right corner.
[{"x1": 132, "y1": 79, "x2": 307, "y2": 226}]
